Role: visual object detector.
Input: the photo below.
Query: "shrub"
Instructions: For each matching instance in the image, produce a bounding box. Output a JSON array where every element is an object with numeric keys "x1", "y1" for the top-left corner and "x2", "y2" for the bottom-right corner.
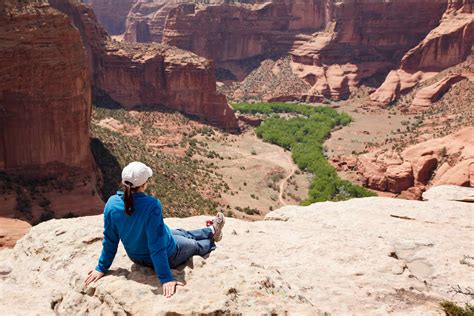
[
  {"x1": 15, "y1": 189, "x2": 31, "y2": 214},
  {"x1": 440, "y1": 301, "x2": 474, "y2": 316},
  {"x1": 38, "y1": 210, "x2": 54, "y2": 223}
]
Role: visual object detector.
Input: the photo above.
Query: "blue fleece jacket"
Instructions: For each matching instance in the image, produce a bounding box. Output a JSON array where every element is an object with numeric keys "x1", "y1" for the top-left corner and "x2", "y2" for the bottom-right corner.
[{"x1": 95, "y1": 191, "x2": 177, "y2": 284}]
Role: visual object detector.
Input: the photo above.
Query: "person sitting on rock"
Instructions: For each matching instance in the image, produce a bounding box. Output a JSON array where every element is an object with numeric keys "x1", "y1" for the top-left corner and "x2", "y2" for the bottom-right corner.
[{"x1": 84, "y1": 161, "x2": 225, "y2": 298}]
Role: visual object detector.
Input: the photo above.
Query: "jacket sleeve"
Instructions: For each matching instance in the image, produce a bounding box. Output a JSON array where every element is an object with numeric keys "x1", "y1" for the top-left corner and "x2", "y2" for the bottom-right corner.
[
  {"x1": 146, "y1": 200, "x2": 175, "y2": 284},
  {"x1": 96, "y1": 209, "x2": 119, "y2": 273}
]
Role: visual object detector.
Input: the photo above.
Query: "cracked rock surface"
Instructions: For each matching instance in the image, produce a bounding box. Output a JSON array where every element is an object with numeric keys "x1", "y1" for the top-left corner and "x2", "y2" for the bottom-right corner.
[{"x1": 0, "y1": 191, "x2": 473, "y2": 315}]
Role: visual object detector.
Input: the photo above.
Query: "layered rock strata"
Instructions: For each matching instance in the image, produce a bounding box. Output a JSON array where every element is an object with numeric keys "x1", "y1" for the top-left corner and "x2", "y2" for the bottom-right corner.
[
  {"x1": 0, "y1": 0, "x2": 93, "y2": 170},
  {"x1": 163, "y1": 2, "x2": 296, "y2": 63},
  {"x1": 370, "y1": 1, "x2": 473, "y2": 105},
  {"x1": 0, "y1": 0, "x2": 103, "y2": 240},
  {"x1": 290, "y1": 0, "x2": 448, "y2": 100},
  {"x1": 52, "y1": 0, "x2": 239, "y2": 130},
  {"x1": 0, "y1": 190, "x2": 473, "y2": 314}
]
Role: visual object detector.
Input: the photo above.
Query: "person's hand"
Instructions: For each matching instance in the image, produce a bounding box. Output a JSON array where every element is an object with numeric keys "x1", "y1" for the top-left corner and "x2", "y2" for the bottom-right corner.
[
  {"x1": 84, "y1": 270, "x2": 105, "y2": 286},
  {"x1": 162, "y1": 280, "x2": 185, "y2": 298}
]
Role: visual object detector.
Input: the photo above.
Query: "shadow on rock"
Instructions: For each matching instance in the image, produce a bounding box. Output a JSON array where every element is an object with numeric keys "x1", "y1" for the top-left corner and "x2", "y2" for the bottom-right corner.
[
  {"x1": 108, "y1": 259, "x2": 196, "y2": 295},
  {"x1": 90, "y1": 138, "x2": 122, "y2": 201}
]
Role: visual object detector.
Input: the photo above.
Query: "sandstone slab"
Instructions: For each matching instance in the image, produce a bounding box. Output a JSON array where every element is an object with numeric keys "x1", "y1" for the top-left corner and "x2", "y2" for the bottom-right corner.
[{"x1": 0, "y1": 197, "x2": 473, "y2": 315}]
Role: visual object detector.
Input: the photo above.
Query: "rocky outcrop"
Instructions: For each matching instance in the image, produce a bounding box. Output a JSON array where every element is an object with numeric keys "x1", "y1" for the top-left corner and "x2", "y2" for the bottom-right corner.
[
  {"x1": 0, "y1": 0, "x2": 93, "y2": 170},
  {"x1": 370, "y1": 2, "x2": 473, "y2": 105},
  {"x1": 355, "y1": 127, "x2": 474, "y2": 198},
  {"x1": 1, "y1": 193, "x2": 472, "y2": 314},
  {"x1": 83, "y1": 0, "x2": 136, "y2": 35},
  {"x1": 51, "y1": 0, "x2": 239, "y2": 130},
  {"x1": 410, "y1": 74, "x2": 468, "y2": 112}
]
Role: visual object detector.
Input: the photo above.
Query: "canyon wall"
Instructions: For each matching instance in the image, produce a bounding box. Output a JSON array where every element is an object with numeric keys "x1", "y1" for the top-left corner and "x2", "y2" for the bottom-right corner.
[
  {"x1": 0, "y1": 0, "x2": 92, "y2": 170},
  {"x1": 163, "y1": 2, "x2": 295, "y2": 62},
  {"x1": 86, "y1": 0, "x2": 471, "y2": 104},
  {"x1": 82, "y1": 0, "x2": 136, "y2": 35},
  {"x1": 124, "y1": 0, "x2": 177, "y2": 43},
  {"x1": 370, "y1": 1, "x2": 473, "y2": 105},
  {"x1": 290, "y1": 0, "x2": 448, "y2": 100},
  {"x1": 160, "y1": 0, "x2": 451, "y2": 101},
  {"x1": 51, "y1": 0, "x2": 239, "y2": 130},
  {"x1": 0, "y1": 0, "x2": 103, "y2": 240}
]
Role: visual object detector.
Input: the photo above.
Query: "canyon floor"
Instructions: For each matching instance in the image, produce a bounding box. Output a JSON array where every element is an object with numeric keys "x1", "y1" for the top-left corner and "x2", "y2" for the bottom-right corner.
[{"x1": 92, "y1": 106, "x2": 310, "y2": 221}]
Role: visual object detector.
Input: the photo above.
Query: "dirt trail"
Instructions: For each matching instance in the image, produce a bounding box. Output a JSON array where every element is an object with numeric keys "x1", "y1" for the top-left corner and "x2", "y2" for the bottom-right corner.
[{"x1": 278, "y1": 154, "x2": 297, "y2": 206}]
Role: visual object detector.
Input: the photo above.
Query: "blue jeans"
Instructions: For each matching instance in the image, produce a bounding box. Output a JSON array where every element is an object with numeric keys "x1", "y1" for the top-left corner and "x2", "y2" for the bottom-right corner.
[
  {"x1": 168, "y1": 228, "x2": 216, "y2": 268},
  {"x1": 130, "y1": 227, "x2": 215, "y2": 269}
]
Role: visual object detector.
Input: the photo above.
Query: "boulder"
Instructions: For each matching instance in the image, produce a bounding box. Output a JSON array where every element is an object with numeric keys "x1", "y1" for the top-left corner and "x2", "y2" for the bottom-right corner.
[
  {"x1": 436, "y1": 159, "x2": 474, "y2": 186},
  {"x1": 413, "y1": 156, "x2": 438, "y2": 185},
  {"x1": 399, "y1": 186, "x2": 425, "y2": 201},
  {"x1": 386, "y1": 162, "x2": 414, "y2": 193}
]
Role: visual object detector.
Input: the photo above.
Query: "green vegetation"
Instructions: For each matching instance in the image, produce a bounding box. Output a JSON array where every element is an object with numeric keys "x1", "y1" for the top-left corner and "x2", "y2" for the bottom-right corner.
[
  {"x1": 235, "y1": 206, "x2": 261, "y2": 216},
  {"x1": 441, "y1": 301, "x2": 474, "y2": 316},
  {"x1": 233, "y1": 102, "x2": 376, "y2": 204},
  {"x1": 91, "y1": 106, "x2": 224, "y2": 217}
]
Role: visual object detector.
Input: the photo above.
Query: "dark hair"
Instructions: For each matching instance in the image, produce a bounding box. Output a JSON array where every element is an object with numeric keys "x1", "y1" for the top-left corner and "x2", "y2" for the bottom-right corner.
[{"x1": 123, "y1": 181, "x2": 137, "y2": 216}]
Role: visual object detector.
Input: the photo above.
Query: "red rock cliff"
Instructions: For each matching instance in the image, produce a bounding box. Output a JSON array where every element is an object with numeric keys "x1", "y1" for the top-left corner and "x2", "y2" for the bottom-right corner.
[
  {"x1": 51, "y1": 0, "x2": 239, "y2": 130},
  {"x1": 290, "y1": 0, "x2": 448, "y2": 100},
  {"x1": 161, "y1": 1, "x2": 448, "y2": 101},
  {"x1": 0, "y1": 0, "x2": 92, "y2": 170},
  {"x1": 163, "y1": 2, "x2": 295, "y2": 62},
  {"x1": 370, "y1": 1, "x2": 473, "y2": 105}
]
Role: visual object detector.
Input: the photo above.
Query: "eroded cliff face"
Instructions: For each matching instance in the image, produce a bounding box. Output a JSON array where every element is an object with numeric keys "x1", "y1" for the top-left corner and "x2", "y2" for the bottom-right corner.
[
  {"x1": 124, "y1": 0, "x2": 176, "y2": 43},
  {"x1": 0, "y1": 0, "x2": 104, "y2": 237},
  {"x1": 290, "y1": 0, "x2": 448, "y2": 100},
  {"x1": 163, "y1": 2, "x2": 295, "y2": 63},
  {"x1": 0, "y1": 0, "x2": 92, "y2": 170},
  {"x1": 51, "y1": 0, "x2": 239, "y2": 130},
  {"x1": 160, "y1": 0, "x2": 450, "y2": 101},
  {"x1": 370, "y1": 1, "x2": 473, "y2": 105}
]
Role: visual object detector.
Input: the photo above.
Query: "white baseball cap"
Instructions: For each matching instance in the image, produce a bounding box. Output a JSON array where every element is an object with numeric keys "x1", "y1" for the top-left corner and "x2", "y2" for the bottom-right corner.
[{"x1": 121, "y1": 161, "x2": 153, "y2": 188}]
